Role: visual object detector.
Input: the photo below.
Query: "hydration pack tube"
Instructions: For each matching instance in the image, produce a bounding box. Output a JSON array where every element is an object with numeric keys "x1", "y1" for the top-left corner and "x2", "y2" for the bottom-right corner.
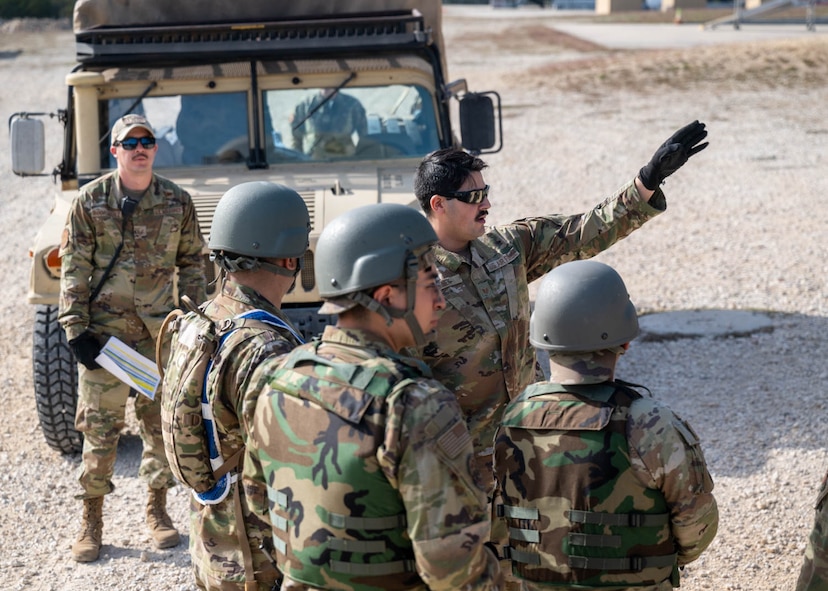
[{"x1": 194, "y1": 309, "x2": 304, "y2": 505}]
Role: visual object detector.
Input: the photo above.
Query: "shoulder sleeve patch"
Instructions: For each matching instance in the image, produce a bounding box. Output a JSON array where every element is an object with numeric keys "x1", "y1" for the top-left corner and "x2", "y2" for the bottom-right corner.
[
  {"x1": 437, "y1": 419, "x2": 471, "y2": 459},
  {"x1": 425, "y1": 404, "x2": 471, "y2": 459}
]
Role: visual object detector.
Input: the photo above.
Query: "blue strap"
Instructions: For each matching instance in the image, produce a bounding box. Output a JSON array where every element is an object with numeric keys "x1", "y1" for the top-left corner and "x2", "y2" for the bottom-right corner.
[
  {"x1": 195, "y1": 472, "x2": 233, "y2": 505},
  {"x1": 233, "y1": 309, "x2": 305, "y2": 345},
  {"x1": 195, "y1": 309, "x2": 304, "y2": 505}
]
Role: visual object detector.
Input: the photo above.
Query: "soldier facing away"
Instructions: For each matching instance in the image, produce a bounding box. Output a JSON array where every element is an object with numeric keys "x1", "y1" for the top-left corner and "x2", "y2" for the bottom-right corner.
[
  {"x1": 59, "y1": 114, "x2": 207, "y2": 562},
  {"x1": 493, "y1": 260, "x2": 718, "y2": 590},
  {"x1": 413, "y1": 121, "x2": 709, "y2": 495},
  {"x1": 245, "y1": 203, "x2": 504, "y2": 591},
  {"x1": 178, "y1": 182, "x2": 310, "y2": 590}
]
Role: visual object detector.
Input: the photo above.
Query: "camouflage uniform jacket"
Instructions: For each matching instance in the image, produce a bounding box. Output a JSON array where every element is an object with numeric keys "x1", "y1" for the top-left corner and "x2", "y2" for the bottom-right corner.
[
  {"x1": 493, "y1": 381, "x2": 718, "y2": 590},
  {"x1": 796, "y1": 468, "x2": 828, "y2": 591},
  {"x1": 190, "y1": 279, "x2": 304, "y2": 588},
  {"x1": 422, "y1": 182, "x2": 666, "y2": 460},
  {"x1": 245, "y1": 325, "x2": 503, "y2": 591},
  {"x1": 59, "y1": 171, "x2": 206, "y2": 343}
]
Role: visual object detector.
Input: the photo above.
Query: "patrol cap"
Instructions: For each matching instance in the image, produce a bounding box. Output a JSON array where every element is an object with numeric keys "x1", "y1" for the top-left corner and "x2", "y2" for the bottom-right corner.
[{"x1": 111, "y1": 114, "x2": 155, "y2": 144}]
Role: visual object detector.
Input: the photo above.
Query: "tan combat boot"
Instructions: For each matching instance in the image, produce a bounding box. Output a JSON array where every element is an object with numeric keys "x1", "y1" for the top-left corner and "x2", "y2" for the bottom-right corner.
[
  {"x1": 146, "y1": 487, "x2": 180, "y2": 549},
  {"x1": 71, "y1": 496, "x2": 104, "y2": 562}
]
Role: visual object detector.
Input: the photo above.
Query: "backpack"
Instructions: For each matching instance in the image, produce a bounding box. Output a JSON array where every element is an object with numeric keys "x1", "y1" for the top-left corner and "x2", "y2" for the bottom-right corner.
[{"x1": 156, "y1": 298, "x2": 304, "y2": 505}]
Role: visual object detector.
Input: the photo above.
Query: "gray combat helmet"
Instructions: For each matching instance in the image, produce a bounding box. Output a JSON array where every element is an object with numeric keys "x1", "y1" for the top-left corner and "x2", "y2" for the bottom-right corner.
[
  {"x1": 315, "y1": 203, "x2": 437, "y2": 346},
  {"x1": 316, "y1": 202, "x2": 436, "y2": 297},
  {"x1": 208, "y1": 181, "x2": 310, "y2": 276},
  {"x1": 530, "y1": 260, "x2": 639, "y2": 352}
]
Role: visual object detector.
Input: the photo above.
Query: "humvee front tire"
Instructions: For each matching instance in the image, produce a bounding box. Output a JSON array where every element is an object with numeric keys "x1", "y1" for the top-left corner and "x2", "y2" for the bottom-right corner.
[{"x1": 33, "y1": 305, "x2": 82, "y2": 454}]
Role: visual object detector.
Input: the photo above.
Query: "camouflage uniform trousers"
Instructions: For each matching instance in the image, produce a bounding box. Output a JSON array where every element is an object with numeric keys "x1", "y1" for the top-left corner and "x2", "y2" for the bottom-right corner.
[
  {"x1": 190, "y1": 556, "x2": 282, "y2": 591},
  {"x1": 75, "y1": 331, "x2": 175, "y2": 498},
  {"x1": 797, "y1": 470, "x2": 828, "y2": 591},
  {"x1": 515, "y1": 581, "x2": 673, "y2": 591}
]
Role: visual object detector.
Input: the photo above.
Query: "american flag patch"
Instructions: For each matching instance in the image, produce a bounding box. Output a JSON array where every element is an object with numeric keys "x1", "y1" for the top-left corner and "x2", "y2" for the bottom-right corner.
[{"x1": 437, "y1": 419, "x2": 471, "y2": 459}]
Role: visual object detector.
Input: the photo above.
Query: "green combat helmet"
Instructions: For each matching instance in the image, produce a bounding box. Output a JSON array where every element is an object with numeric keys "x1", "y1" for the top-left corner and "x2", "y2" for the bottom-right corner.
[
  {"x1": 316, "y1": 202, "x2": 437, "y2": 346},
  {"x1": 530, "y1": 259, "x2": 639, "y2": 352},
  {"x1": 209, "y1": 181, "x2": 310, "y2": 277}
]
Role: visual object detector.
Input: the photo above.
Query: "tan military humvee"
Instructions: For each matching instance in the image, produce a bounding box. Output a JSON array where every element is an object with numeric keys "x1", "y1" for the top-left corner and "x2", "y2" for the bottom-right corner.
[{"x1": 10, "y1": 0, "x2": 503, "y2": 453}]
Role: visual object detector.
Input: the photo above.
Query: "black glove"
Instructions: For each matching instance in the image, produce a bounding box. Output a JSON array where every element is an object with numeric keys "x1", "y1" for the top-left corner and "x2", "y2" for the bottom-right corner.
[
  {"x1": 69, "y1": 331, "x2": 102, "y2": 370},
  {"x1": 638, "y1": 120, "x2": 709, "y2": 191}
]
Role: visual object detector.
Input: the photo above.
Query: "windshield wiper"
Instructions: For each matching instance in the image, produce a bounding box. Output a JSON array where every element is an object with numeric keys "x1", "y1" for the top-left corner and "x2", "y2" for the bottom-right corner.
[{"x1": 291, "y1": 72, "x2": 357, "y2": 131}]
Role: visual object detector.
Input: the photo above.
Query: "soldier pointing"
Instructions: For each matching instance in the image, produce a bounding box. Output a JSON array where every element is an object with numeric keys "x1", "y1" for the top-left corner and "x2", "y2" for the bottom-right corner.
[{"x1": 413, "y1": 121, "x2": 709, "y2": 495}]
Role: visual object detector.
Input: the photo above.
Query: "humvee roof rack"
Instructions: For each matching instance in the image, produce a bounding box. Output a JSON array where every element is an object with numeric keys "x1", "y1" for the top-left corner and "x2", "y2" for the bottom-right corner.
[{"x1": 76, "y1": 10, "x2": 431, "y2": 66}]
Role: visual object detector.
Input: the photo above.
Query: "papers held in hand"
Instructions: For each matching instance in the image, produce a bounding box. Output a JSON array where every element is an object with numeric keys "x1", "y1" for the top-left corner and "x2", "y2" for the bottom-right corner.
[{"x1": 95, "y1": 336, "x2": 160, "y2": 400}]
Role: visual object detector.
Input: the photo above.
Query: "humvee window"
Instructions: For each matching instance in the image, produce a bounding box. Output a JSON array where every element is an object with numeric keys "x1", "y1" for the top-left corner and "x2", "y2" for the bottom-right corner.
[
  {"x1": 102, "y1": 92, "x2": 250, "y2": 169},
  {"x1": 266, "y1": 84, "x2": 439, "y2": 162},
  {"x1": 101, "y1": 84, "x2": 439, "y2": 170}
]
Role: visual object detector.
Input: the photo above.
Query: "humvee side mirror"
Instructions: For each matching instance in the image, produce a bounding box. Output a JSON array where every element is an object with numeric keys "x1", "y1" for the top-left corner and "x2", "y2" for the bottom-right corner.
[
  {"x1": 459, "y1": 91, "x2": 503, "y2": 155},
  {"x1": 9, "y1": 114, "x2": 46, "y2": 176}
]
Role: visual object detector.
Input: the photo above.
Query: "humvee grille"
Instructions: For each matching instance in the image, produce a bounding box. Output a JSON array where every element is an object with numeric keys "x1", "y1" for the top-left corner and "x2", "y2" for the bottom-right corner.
[
  {"x1": 300, "y1": 250, "x2": 315, "y2": 292},
  {"x1": 193, "y1": 190, "x2": 316, "y2": 240}
]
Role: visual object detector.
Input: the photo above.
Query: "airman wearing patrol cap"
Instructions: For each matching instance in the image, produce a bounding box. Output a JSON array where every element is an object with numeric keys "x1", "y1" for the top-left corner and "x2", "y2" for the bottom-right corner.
[{"x1": 60, "y1": 113, "x2": 207, "y2": 562}]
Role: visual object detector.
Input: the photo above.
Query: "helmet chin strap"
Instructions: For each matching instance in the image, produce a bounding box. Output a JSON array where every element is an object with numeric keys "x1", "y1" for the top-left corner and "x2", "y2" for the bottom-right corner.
[
  {"x1": 399, "y1": 252, "x2": 428, "y2": 348},
  {"x1": 382, "y1": 251, "x2": 429, "y2": 349},
  {"x1": 343, "y1": 252, "x2": 429, "y2": 348},
  {"x1": 258, "y1": 260, "x2": 298, "y2": 278},
  {"x1": 403, "y1": 311, "x2": 428, "y2": 349},
  {"x1": 211, "y1": 251, "x2": 299, "y2": 278},
  {"x1": 362, "y1": 300, "x2": 428, "y2": 349}
]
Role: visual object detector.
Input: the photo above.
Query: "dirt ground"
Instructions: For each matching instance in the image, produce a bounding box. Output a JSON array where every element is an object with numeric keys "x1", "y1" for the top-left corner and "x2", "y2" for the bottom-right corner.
[{"x1": 1, "y1": 6, "x2": 828, "y2": 590}]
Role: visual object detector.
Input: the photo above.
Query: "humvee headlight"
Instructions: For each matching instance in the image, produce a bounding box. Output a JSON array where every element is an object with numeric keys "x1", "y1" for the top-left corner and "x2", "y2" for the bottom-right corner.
[{"x1": 43, "y1": 247, "x2": 62, "y2": 279}]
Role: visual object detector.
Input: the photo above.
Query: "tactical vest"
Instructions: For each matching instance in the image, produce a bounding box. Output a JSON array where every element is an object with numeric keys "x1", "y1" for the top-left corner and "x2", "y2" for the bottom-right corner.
[
  {"x1": 264, "y1": 342, "x2": 429, "y2": 590},
  {"x1": 159, "y1": 306, "x2": 302, "y2": 503},
  {"x1": 495, "y1": 381, "x2": 678, "y2": 588}
]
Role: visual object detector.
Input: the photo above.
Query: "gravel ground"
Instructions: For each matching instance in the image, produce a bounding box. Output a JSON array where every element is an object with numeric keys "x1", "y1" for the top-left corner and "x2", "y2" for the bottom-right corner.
[{"x1": 1, "y1": 8, "x2": 827, "y2": 591}]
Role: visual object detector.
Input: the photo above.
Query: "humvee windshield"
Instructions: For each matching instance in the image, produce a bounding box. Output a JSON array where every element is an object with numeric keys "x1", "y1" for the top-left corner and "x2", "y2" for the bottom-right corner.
[{"x1": 100, "y1": 83, "x2": 439, "y2": 169}]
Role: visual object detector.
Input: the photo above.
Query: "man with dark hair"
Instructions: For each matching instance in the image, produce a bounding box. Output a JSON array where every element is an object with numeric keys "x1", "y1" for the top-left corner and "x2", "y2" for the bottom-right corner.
[{"x1": 413, "y1": 121, "x2": 708, "y2": 494}]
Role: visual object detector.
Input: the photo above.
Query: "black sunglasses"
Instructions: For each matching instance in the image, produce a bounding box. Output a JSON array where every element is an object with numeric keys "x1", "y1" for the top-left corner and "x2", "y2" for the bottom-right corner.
[
  {"x1": 115, "y1": 137, "x2": 156, "y2": 150},
  {"x1": 442, "y1": 185, "x2": 489, "y2": 205}
]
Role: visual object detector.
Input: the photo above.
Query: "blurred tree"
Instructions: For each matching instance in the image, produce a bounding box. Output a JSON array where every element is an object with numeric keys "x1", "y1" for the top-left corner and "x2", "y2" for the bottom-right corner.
[{"x1": 0, "y1": 0, "x2": 73, "y2": 18}]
